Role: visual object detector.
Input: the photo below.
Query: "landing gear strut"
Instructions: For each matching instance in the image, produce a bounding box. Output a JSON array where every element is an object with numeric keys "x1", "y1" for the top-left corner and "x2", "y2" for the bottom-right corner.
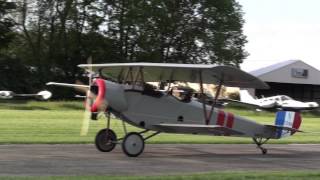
[
  {"x1": 94, "y1": 112, "x2": 161, "y2": 157},
  {"x1": 95, "y1": 112, "x2": 118, "y2": 152},
  {"x1": 252, "y1": 137, "x2": 269, "y2": 155}
]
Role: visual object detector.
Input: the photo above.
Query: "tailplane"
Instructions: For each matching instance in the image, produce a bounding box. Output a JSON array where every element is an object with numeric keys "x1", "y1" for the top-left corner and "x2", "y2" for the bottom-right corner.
[{"x1": 274, "y1": 111, "x2": 302, "y2": 138}]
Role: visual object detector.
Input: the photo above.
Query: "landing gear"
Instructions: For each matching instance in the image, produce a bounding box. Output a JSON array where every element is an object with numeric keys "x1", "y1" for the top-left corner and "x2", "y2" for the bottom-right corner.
[
  {"x1": 122, "y1": 132, "x2": 145, "y2": 157},
  {"x1": 252, "y1": 137, "x2": 269, "y2": 155},
  {"x1": 94, "y1": 112, "x2": 161, "y2": 157},
  {"x1": 95, "y1": 128, "x2": 117, "y2": 152}
]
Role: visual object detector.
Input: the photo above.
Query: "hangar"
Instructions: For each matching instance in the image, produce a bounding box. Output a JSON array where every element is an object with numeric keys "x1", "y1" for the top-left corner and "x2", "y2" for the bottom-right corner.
[{"x1": 248, "y1": 60, "x2": 320, "y2": 103}]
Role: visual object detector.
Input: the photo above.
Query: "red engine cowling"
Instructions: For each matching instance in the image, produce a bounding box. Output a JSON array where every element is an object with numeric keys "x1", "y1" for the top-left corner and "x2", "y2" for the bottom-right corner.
[
  {"x1": 90, "y1": 79, "x2": 107, "y2": 113},
  {"x1": 89, "y1": 78, "x2": 128, "y2": 120}
]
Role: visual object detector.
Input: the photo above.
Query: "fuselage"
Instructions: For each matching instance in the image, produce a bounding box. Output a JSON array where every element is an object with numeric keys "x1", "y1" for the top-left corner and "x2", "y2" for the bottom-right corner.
[{"x1": 112, "y1": 87, "x2": 274, "y2": 138}]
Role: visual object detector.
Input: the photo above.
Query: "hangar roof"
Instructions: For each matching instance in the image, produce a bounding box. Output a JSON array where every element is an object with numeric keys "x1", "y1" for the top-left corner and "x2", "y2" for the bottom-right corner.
[
  {"x1": 249, "y1": 60, "x2": 320, "y2": 85},
  {"x1": 250, "y1": 60, "x2": 298, "y2": 76}
]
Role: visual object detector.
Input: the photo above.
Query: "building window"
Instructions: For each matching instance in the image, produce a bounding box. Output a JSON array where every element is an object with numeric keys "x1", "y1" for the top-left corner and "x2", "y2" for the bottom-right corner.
[{"x1": 291, "y1": 68, "x2": 308, "y2": 78}]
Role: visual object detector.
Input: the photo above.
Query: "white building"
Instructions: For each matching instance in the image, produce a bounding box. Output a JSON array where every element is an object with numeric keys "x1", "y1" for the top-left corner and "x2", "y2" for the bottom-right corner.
[{"x1": 249, "y1": 60, "x2": 320, "y2": 102}]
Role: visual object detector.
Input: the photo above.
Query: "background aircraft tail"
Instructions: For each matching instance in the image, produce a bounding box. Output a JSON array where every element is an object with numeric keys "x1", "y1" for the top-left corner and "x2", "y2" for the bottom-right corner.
[
  {"x1": 274, "y1": 111, "x2": 302, "y2": 138},
  {"x1": 239, "y1": 90, "x2": 257, "y2": 104}
]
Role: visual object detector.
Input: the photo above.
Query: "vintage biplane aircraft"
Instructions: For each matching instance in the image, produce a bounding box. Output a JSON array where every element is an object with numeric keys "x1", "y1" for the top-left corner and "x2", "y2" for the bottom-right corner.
[
  {"x1": 0, "y1": 90, "x2": 52, "y2": 100},
  {"x1": 48, "y1": 63, "x2": 303, "y2": 157}
]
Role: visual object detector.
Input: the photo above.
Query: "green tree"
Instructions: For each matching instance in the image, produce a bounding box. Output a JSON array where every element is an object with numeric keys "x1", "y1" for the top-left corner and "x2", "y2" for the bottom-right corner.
[
  {"x1": 0, "y1": 0, "x2": 15, "y2": 50},
  {"x1": 4, "y1": 0, "x2": 247, "y2": 97},
  {"x1": 105, "y1": 0, "x2": 247, "y2": 66}
]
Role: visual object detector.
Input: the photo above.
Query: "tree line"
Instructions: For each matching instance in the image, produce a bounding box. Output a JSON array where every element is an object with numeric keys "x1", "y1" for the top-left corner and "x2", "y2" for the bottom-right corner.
[{"x1": 0, "y1": 0, "x2": 247, "y2": 97}]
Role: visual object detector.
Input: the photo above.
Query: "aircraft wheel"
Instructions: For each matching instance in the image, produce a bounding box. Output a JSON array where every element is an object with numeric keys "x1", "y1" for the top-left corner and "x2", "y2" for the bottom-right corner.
[
  {"x1": 122, "y1": 132, "x2": 145, "y2": 157},
  {"x1": 95, "y1": 128, "x2": 117, "y2": 152},
  {"x1": 262, "y1": 148, "x2": 268, "y2": 155}
]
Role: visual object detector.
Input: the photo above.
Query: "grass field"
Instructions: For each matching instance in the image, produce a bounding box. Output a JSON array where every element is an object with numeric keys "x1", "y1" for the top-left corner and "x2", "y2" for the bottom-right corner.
[
  {"x1": 0, "y1": 100, "x2": 320, "y2": 144},
  {"x1": 1, "y1": 171, "x2": 320, "y2": 180},
  {"x1": 1, "y1": 101, "x2": 320, "y2": 179}
]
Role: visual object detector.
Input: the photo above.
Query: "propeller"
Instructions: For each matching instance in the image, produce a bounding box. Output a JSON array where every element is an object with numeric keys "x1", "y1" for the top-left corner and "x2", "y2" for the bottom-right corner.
[
  {"x1": 47, "y1": 56, "x2": 108, "y2": 136},
  {"x1": 80, "y1": 56, "x2": 108, "y2": 136},
  {"x1": 80, "y1": 56, "x2": 94, "y2": 136}
]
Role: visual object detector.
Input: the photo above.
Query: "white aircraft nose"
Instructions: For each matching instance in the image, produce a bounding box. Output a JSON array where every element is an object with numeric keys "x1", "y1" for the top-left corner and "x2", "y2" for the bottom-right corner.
[
  {"x1": 310, "y1": 102, "x2": 319, "y2": 107},
  {"x1": 0, "y1": 91, "x2": 13, "y2": 99}
]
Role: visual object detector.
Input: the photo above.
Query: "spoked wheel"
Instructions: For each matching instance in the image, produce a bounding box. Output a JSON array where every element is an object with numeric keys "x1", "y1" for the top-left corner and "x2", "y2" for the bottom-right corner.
[
  {"x1": 95, "y1": 128, "x2": 117, "y2": 152},
  {"x1": 122, "y1": 132, "x2": 145, "y2": 157}
]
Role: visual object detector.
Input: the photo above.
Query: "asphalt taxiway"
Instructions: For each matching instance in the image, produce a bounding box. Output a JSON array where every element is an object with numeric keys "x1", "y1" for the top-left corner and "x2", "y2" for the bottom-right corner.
[{"x1": 0, "y1": 144, "x2": 320, "y2": 176}]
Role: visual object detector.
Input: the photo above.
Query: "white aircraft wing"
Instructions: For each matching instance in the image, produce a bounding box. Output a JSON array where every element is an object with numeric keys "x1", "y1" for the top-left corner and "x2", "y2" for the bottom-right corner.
[
  {"x1": 78, "y1": 63, "x2": 269, "y2": 89},
  {"x1": 219, "y1": 98, "x2": 262, "y2": 109},
  {"x1": 153, "y1": 123, "x2": 244, "y2": 135},
  {"x1": 0, "y1": 90, "x2": 52, "y2": 100}
]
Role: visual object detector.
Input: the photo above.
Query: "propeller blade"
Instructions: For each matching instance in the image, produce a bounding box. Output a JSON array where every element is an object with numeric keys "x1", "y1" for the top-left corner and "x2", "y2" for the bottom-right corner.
[
  {"x1": 87, "y1": 56, "x2": 94, "y2": 86},
  {"x1": 47, "y1": 82, "x2": 89, "y2": 94},
  {"x1": 80, "y1": 91, "x2": 92, "y2": 136},
  {"x1": 80, "y1": 57, "x2": 93, "y2": 136},
  {"x1": 74, "y1": 80, "x2": 91, "y2": 94}
]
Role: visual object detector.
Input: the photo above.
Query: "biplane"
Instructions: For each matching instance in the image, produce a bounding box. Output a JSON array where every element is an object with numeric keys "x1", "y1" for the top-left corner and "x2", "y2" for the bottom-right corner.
[
  {"x1": 48, "y1": 63, "x2": 303, "y2": 157},
  {"x1": 0, "y1": 90, "x2": 52, "y2": 100}
]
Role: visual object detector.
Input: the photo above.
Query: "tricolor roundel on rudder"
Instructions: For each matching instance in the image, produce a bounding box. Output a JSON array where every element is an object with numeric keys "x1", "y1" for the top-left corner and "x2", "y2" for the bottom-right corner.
[{"x1": 275, "y1": 111, "x2": 301, "y2": 138}]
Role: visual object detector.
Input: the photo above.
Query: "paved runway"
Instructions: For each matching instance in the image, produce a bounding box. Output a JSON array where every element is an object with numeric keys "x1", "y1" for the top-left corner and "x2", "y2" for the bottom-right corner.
[{"x1": 0, "y1": 144, "x2": 320, "y2": 176}]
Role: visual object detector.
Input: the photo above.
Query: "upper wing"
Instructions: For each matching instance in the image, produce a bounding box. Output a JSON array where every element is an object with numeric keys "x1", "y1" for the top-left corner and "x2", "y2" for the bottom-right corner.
[
  {"x1": 78, "y1": 63, "x2": 269, "y2": 89},
  {"x1": 153, "y1": 123, "x2": 244, "y2": 136}
]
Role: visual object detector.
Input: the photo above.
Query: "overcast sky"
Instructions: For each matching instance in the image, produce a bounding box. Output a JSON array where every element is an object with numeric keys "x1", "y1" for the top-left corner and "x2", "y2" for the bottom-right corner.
[{"x1": 237, "y1": 0, "x2": 320, "y2": 71}]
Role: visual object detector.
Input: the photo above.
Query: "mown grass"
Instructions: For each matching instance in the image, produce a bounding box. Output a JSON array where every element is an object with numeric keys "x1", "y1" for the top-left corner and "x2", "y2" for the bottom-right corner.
[
  {"x1": 1, "y1": 171, "x2": 320, "y2": 180},
  {"x1": 0, "y1": 100, "x2": 320, "y2": 144}
]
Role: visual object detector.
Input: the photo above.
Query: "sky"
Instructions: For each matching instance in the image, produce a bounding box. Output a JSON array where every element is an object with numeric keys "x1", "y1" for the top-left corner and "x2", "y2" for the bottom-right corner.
[{"x1": 237, "y1": 0, "x2": 320, "y2": 72}]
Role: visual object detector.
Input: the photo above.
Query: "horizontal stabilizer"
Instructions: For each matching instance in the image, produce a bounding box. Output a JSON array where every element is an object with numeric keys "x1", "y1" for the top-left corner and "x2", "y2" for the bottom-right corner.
[
  {"x1": 265, "y1": 125, "x2": 303, "y2": 133},
  {"x1": 153, "y1": 123, "x2": 244, "y2": 135}
]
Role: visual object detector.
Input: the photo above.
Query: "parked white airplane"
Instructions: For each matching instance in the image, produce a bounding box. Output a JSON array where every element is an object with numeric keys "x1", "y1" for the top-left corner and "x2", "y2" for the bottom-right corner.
[
  {"x1": 0, "y1": 90, "x2": 52, "y2": 100},
  {"x1": 237, "y1": 90, "x2": 319, "y2": 111}
]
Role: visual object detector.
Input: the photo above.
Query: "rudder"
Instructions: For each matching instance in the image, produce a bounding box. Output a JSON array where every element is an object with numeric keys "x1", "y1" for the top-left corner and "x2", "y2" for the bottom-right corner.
[{"x1": 275, "y1": 111, "x2": 301, "y2": 138}]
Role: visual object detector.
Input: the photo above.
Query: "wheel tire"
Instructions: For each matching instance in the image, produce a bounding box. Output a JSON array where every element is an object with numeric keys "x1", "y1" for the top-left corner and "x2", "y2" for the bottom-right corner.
[
  {"x1": 95, "y1": 128, "x2": 117, "y2": 152},
  {"x1": 262, "y1": 148, "x2": 268, "y2": 155},
  {"x1": 122, "y1": 132, "x2": 145, "y2": 157}
]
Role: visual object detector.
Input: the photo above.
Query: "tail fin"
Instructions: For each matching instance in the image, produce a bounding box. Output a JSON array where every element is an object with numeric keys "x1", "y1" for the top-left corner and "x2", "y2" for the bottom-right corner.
[
  {"x1": 240, "y1": 90, "x2": 256, "y2": 104},
  {"x1": 274, "y1": 111, "x2": 302, "y2": 138}
]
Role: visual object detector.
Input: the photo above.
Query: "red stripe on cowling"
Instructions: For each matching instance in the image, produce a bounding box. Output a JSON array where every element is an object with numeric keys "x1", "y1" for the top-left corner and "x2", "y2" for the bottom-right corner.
[
  {"x1": 216, "y1": 110, "x2": 225, "y2": 126},
  {"x1": 291, "y1": 112, "x2": 302, "y2": 135},
  {"x1": 91, "y1": 79, "x2": 106, "y2": 113},
  {"x1": 226, "y1": 112, "x2": 234, "y2": 128}
]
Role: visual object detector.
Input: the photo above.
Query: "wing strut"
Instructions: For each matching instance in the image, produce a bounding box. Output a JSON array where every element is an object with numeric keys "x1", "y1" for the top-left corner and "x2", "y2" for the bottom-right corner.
[
  {"x1": 199, "y1": 70, "x2": 224, "y2": 125},
  {"x1": 166, "y1": 69, "x2": 175, "y2": 93},
  {"x1": 133, "y1": 67, "x2": 145, "y2": 89},
  {"x1": 199, "y1": 70, "x2": 209, "y2": 125}
]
